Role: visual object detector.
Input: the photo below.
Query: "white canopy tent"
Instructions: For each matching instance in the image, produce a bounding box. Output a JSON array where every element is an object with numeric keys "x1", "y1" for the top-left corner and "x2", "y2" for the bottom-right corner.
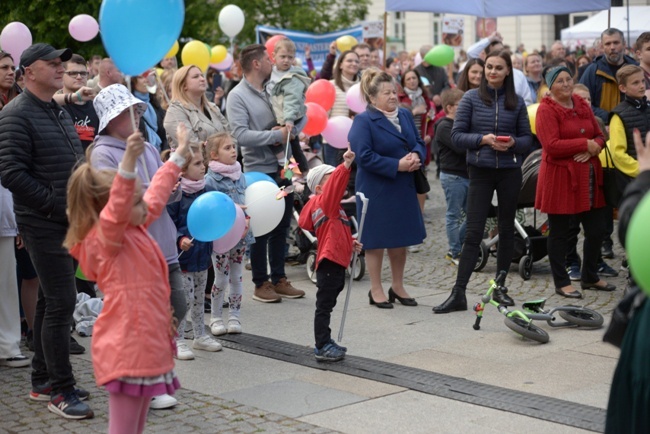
[
  {"x1": 384, "y1": 0, "x2": 611, "y2": 16},
  {"x1": 561, "y1": 6, "x2": 650, "y2": 43}
]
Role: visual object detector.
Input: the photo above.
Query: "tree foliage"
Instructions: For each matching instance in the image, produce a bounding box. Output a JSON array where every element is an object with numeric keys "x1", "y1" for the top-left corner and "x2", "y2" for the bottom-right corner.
[{"x1": 1, "y1": 0, "x2": 371, "y2": 61}]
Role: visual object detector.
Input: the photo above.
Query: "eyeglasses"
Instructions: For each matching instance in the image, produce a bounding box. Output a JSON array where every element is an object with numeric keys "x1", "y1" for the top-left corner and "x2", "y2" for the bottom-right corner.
[{"x1": 64, "y1": 71, "x2": 89, "y2": 77}]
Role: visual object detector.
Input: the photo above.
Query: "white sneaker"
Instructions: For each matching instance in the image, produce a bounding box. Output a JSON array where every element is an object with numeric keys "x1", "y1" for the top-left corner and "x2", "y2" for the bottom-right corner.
[
  {"x1": 193, "y1": 335, "x2": 222, "y2": 352},
  {"x1": 149, "y1": 394, "x2": 178, "y2": 410},
  {"x1": 227, "y1": 319, "x2": 242, "y2": 334},
  {"x1": 408, "y1": 245, "x2": 420, "y2": 253},
  {"x1": 210, "y1": 319, "x2": 227, "y2": 336},
  {"x1": 175, "y1": 341, "x2": 195, "y2": 360}
]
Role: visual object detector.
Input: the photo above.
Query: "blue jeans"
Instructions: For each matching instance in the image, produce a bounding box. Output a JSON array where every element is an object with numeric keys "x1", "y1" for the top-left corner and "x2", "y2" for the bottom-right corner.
[
  {"x1": 19, "y1": 223, "x2": 77, "y2": 393},
  {"x1": 440, "y1": 172, "x2": 469, "y2": 257}
]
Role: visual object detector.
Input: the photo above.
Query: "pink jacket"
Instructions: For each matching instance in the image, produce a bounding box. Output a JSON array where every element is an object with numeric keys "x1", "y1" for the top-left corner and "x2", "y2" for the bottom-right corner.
[{"x1": 70, "y1": 160, "x2": 182, "y2": 386}]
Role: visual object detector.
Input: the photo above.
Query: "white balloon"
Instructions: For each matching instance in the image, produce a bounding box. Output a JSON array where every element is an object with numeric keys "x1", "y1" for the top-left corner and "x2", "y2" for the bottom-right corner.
[
  {"x1": 218, "y1": 5, "x2": 245, "y2": 38},
  {"x1": 244, "y1": 181, "x2": 285, "y2": 237}
]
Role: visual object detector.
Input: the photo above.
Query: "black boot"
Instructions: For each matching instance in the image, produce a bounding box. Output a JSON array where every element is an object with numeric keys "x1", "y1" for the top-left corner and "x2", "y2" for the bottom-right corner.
[
  {"x1": 492, "y1": 286, "x2": 515, "y2": 306},
  {"x1": 432, "y1": 289, "x2": 467, "y2": 314}
]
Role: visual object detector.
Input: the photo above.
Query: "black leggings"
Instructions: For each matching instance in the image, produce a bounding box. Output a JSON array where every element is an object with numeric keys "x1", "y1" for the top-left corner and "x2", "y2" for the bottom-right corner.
[{"x1": 453, "y1": 166, "x2": 522, "y2": 292}]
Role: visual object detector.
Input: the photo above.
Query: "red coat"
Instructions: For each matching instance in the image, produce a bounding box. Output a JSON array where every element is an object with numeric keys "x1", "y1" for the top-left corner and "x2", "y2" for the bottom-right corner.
[
  {"x1": 535, "y1": 94, "x2": 606, "y2": 214},
  {"x1": 298, "y1": 164, "x2": 353, "y2": 269}
]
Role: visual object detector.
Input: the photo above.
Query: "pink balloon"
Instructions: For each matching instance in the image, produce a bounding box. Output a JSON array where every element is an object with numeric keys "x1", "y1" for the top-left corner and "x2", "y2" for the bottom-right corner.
[
  {"x1": 212, "y1": 205, "x2": 246, "y2": 254},
  {"x1": 0, "y1": 22, "x2": 32, "y2": 67},
  {"x1": 322, "y1": 116, "x2": 353, "y2": 149},
  {"x1": 213, "y1": 53, "x2": 233, "y2": 71},
  {"x1": 69, "y1": 14, "x2": 99, "y2": 42},
  {"x1": 346, "y1": 83, "x2": 367, "y2": 114}
]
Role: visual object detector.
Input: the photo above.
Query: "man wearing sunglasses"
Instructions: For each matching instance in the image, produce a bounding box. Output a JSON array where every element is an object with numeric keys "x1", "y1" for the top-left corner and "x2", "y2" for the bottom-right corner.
[{"x1": 56, "y1": 54, "x2": 99, "y2": 151}]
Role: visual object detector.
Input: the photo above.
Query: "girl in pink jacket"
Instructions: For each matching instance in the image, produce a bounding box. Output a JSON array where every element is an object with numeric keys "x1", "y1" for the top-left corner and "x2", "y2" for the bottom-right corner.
[{"x1": 64, "y1": 125, "x2": 191, "y2": 434}]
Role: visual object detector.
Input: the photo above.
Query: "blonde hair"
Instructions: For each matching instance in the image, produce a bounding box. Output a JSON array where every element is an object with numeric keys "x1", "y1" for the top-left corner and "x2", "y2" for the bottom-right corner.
[
  {"x1": 572, "y1": 83, "x2": 590, "y2": 94},
  {"x1": 171, "y1": 65, "x2": 209, "y2": 109},
  {"x1": 359, "y1": 67, "x2": 393, "y2": 103},
  {"x1": 64, "y1": 163, "x2": 117, "y2": 249},
  {"x1": 616, "y1": 64, "x2": 644, "y2": 87},
  {"x1": 204, "y1": 132, "x2": 234, "y2": 165},
  {"x1": 274, "y1": 38, "x2": 296, "y2": 54},
  {"x1": 180, "y1": 144, "x2": 204, "y2": 172}
]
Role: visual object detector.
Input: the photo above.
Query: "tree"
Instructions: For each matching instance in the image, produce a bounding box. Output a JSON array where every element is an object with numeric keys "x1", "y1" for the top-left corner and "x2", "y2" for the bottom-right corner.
[
  {"x1": 1, "y1": 0, "x2": 104, "y2": 60},
  {"x1": 1, "y1": 0, "x2": 371, "y2": 62},
  {"x1": 184, "y1": 0, "x2": 371, "y2": 46}
]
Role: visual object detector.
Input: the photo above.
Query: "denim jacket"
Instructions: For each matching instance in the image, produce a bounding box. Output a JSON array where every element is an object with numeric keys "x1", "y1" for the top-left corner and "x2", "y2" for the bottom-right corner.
[{"x1": 205, "y1": 169, "x2": 255, "y2": 250}]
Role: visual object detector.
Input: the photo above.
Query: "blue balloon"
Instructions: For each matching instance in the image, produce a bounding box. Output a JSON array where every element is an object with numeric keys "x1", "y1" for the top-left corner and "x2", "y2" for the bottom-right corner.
[
  {"x1": 99, "y1": 0, "x2": 184, "y2": 76},
  {"x1": 244, "y1": 172, "x2": 276, "y2": 186},
  {"x1": 187, "y1": 191, "x2": 236, "y2": 242}
]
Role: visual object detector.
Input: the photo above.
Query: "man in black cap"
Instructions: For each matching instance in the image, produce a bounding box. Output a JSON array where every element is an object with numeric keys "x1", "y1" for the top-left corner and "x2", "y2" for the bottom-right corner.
[{"x1": 0, "y1": 43, "x2": 93, "y2": 420}]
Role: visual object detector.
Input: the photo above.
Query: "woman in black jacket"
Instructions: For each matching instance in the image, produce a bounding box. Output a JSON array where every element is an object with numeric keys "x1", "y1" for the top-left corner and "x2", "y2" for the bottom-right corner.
[{"x1": 433, "y1": 50, "x2": 532, "y2": 314}]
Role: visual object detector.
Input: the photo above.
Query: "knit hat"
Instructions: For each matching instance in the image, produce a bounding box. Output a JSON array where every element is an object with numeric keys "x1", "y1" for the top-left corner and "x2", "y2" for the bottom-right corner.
[
  {"x1": 545, "y1": 66, "x2": 572, "y2": 89},
  {"x1": 94, "y1": 84, "x2": 147, "y2": 134},
  {"x1": 306, "y1": 164, "x2": 335, "y2": 193}
]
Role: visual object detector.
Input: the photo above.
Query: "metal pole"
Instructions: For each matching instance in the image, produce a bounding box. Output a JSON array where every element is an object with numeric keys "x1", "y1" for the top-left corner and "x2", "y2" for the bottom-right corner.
[
  {"x1": 383, "y1": 12, "x2": 388, "y2": 70},
  {"x1": 337, "y1": 192, "x2": 369, "y2": 342},
  {"x1": 626, "y1": 0, "x2": 630, "y2": 49}
]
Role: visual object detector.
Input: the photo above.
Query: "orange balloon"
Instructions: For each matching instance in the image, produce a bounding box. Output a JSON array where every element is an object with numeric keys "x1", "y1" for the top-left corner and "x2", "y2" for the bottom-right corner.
[
  {"x1": 303, "y1": 102, "x2": 328, "y2": 136},
  {"x1": 306, "y1": 79, "x2": 336, "y2": 112}
]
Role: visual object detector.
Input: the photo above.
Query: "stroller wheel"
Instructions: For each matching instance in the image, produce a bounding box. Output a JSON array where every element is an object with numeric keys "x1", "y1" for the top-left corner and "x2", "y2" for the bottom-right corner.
[
  {"x1": 474, "y1": 241, "x2": 489, "y2": 272},
  {"x1": 306, "y1": 251, "x2": 317, "y2": 284},
  {"x1": 349, "y1": 255, "x2": 365, "y2": 281},
  {"x1": 519, "y1": 255, "x2": 533, "y2": 280}
]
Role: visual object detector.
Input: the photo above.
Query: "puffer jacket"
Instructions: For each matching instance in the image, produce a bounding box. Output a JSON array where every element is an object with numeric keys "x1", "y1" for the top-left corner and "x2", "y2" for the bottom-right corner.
[
  {"x1": 166, "y1": 187, "x2": 214, "y2": 272},
  {"x1": 205, "y1": 168, "x2": 255, "y2": 249},
  {"x1": 451, "y1": 87, "x2": 532, "y2": 169},
  {"x1": 270, "y1": 66, "x2": 311, "y2": 125},
  {"x1": 0, "y1": 89, "x2": 84, "y2": 227}
]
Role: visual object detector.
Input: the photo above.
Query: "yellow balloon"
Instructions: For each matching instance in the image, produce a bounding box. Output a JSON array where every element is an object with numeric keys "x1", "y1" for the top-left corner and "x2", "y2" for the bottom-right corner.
[
  {"x1": 527, "y1": 103, "x2": 539, "y2": 135},
  {"x1": 211, "y1": 45, "x2": 228, "y2": 64},
  {"x1": 165, "y1": 40, "x2": 179, "y2": 59},
  {"x1": 336, "y1": 35, "x2": 358, "y2": 52},
  {"x1": 181, "y1": 40, "x2": 210, "y2": 73}
]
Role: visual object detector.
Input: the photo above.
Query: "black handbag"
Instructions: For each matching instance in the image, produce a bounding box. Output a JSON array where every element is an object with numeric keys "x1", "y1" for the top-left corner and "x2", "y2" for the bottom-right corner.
[
  {"x1": 414, "y1": 168, "x2": 430, "y2": 194},
  {"x1": 603, "y1": 286, "x2": 646, "y2": 348},
  {"x1": 602, "y1": 146, "x2": 634, "y2": 208}
]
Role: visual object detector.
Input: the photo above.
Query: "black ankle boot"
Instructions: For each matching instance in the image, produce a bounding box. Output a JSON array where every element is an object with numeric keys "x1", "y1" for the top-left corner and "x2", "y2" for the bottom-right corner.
[
  {"x1": 432, "y1": 289, "x2": 467, "y2": 314},
  {"x1": 492, "y1": 286, "x2": 515, "y2": 306}
]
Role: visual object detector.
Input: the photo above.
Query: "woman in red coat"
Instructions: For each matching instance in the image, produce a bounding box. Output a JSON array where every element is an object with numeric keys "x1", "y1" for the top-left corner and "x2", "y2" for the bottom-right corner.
[{"x1": 535, "y1": 66, "x2": 615, "y2": 299}]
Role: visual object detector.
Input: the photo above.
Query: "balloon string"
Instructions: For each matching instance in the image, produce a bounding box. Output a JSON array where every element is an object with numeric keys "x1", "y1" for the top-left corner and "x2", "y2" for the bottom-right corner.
[{"x1": 125, "y1": 77, "x2": 138, "y2": 133}]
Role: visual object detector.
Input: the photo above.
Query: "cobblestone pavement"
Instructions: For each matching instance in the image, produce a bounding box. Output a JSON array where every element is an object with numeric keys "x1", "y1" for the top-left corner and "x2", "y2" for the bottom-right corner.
[
  {"x1": 0, "y1": 355, "x2": 337, "y2": 434},
  {"x1": 0, "y1": 174, "x2": 627, "y2": 433}
]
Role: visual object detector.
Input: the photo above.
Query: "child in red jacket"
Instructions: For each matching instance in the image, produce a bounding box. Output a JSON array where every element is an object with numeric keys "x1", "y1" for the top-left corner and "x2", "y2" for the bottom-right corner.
[{"x1": 299, "y1": 149, "x2": 361, "y2": 362}]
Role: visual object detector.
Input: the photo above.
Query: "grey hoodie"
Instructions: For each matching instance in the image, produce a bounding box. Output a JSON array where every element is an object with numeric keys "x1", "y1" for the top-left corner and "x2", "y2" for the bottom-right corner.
[{"x1": 90, "y1": 135, "x2": 180, "y2": 265}]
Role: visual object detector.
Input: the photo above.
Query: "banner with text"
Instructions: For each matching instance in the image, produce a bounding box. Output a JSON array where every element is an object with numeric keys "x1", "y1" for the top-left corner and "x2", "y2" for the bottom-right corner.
[{"x1": 256, "y1": 25, "x2": 363, "y2": 72}]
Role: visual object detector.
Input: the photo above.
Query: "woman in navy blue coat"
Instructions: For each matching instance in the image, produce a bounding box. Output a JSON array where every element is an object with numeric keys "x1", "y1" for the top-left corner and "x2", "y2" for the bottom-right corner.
[
  {"x1": 349, "y1": 69, "x2": 426, "y2": 309},
  {"x1": 433, "y1": 50, "x2": 532, "y2": 314}
]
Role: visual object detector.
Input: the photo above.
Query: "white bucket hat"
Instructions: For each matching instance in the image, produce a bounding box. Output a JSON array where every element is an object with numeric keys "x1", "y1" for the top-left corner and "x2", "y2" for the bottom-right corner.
[
  {"x1": 306, "y1": 164, "x2": 335, "y2": 193},
  {"x1": 93, "y1": 84, "x2": 147, "y2": 134}
]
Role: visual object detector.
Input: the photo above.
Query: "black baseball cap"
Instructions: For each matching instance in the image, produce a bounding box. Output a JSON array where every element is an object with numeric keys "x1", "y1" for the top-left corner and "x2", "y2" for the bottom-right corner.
[{"x1": 20, "y1": 43, "x2": 72, "y2": 68}]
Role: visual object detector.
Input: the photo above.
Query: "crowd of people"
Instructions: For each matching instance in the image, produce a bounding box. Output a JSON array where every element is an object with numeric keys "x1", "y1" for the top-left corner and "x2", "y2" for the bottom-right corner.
[{"x1": 0, "y1": 24, "x2": 649, "y2": 433}]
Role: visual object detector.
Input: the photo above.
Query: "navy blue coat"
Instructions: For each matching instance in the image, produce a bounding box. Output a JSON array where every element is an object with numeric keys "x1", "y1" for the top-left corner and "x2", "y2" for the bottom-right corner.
[
  {"x1": 167, "y1": 187, "x2": 215, "y2": 272},
  {"x1": 349, "y1": 106, "x2": 426, "y2": 249},
  {"x1": 451, "y1": 87, "x2": 532, "y2": 169}
]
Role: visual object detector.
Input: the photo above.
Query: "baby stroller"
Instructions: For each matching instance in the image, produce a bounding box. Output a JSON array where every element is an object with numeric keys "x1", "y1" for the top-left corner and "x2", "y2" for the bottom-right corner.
[{"x1": 474, "y1": 149, "x2": 548, "y2": 280}]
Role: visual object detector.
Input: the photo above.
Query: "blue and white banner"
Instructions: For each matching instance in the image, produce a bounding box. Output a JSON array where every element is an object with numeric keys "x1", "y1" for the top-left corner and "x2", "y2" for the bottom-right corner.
[{"x1": 255, "y1": 25, "x2": 363, "y2": 72}]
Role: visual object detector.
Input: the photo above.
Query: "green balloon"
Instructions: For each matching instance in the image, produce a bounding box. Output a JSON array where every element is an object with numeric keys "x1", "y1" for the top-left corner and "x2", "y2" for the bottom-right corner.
[
  {"x1": 204, "y1": 43, "x2": 212, "y2": 58},
  {"x1": 424, "y1": 44, "x2": 455, "y2": 67},
  {"x1": 627, "y1": 192, "x2": 650, "y2": 296}
]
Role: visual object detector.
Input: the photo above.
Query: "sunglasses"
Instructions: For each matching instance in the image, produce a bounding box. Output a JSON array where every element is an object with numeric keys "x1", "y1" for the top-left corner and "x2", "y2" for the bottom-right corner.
[{"x1": 65, "y1": 71, "x2": 89, "y2": 77}]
